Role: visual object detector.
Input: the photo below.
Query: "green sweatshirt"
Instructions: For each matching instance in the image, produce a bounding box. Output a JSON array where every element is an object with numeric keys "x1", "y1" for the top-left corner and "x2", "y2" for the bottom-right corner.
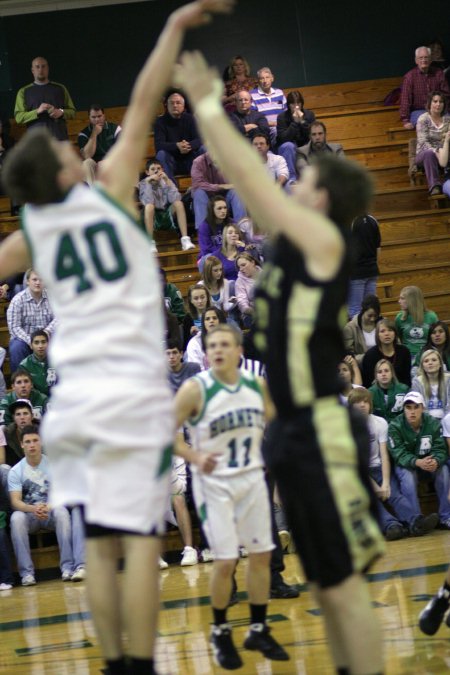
[
  {"x1": 369, "y1": 382, "x2": 409, "y2": 422},
  {"x1": 388, "y1": 412, "x2": 447, "y2": 469}
]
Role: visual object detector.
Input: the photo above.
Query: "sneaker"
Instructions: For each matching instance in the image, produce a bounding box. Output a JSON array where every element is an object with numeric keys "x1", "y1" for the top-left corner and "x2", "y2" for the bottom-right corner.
[
  {"x1": 201, "y1": 548, "x2": 215, "y2": 563},
  {"x1": 21, "y1": 575, "x2": 36, "y2": 587},
  {"x1": 0, "y1": 583, "x2": 13, "y2": 591},
  {"x1": 438, "y1": 519, "x2": 450, "y2": 530},
  {"x1": 270, "y1": 579, "x2": 300, "y2": 599},
  {"x1": 210, "y1": 624, "x2": 242, "y2": 670},
  {"x1": 71, "y1": 566, "x2": 86, "y2": 582},
  {"x1": 278, "y1": 530, "x2": 291, "y2": 552},
  {"x1": 243, "y1": 624, "x2": 289, "y2": 661},
  {"x1": 239, "y1": 546, "x2": 248, "y2": 558},
  {"x1": 181, "y1": 546, "x2": 198, "y2": 566},
  {"x1": 419, "y1": 587, "x2": 450, "y2": 635},
  {"x1": 62, "y1": 570, "x2": 73, "y2": 582},
  {"x1": 150, "y1": 239, "x2": 158, "y2": 253},
  {"x1": 180, "y1": 235, "x2": 195, "y2": 251},
  {"x1": 411, "y1": 513, "x2": 439, "y2": 536},
  {"x1": 385, "y1": 522, "x2": 407, "y2": 541},
  {"x1": 159, "y1": 557, "x2": 169, "y2": 570}
]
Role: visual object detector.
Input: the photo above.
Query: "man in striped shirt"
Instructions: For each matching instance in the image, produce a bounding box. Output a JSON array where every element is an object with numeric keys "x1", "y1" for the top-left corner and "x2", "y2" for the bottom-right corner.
[{"x1": 250, "y1": 67, "x2": 287, "y2": 146}]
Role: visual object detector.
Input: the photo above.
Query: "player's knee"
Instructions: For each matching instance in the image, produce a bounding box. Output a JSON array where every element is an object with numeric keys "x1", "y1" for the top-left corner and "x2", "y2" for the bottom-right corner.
[{"x1": 213, "y1": 558, "x2": 237, "y2": 577}]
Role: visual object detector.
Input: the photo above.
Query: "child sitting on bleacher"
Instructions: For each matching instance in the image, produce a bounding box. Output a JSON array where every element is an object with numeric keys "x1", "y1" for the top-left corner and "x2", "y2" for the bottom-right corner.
[{"x1": 138, "y1": 158, "x2": 195, "y2": 253}]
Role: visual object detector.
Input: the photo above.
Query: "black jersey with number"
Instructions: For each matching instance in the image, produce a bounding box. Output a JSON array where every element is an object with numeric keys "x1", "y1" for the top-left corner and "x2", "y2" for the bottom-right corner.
[{"x1": 254, "y1": 234, "x2": 348, "y2": 416}]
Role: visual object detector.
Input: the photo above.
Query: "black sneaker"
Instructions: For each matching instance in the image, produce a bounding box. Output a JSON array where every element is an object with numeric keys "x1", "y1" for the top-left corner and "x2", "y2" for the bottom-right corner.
[
  {"x1": 210, "y1": 624, "x2": 243, "y2": 670},
  {"x1": 411, "y1": 513, "x2": 439, "y2": 536},
  {"x1": 243, "y1": 624, "x2": 289, "y2": 661},
  {"x1": 419, "y1": 588, "x2": 450, "y2": 635},
  {"x1": 270, "y1": 580, "x2": 300, "y2": 599},
  {"x1": 385, "y1": 522, "x2": 407, "y2": 541}
]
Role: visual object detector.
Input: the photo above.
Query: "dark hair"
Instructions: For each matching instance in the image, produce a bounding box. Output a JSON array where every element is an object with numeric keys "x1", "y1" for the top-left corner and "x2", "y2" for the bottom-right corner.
[
  {"x1": 2, "y1": 128, "x2": 64, "y2": 205},
  {"x1": 20, "y1": 424, "x2": 40, "y2": 441},
  {"x1": 166, "y1": 338, "x2": 182, "y2": 352},
  {"x1": 357, "y1": 294, "x2": 381, "y2": 327},
  {"x1": 426, "y1": 90, "x2": 447, "y2": 113},
  {"x1": 286, "y1": 90, "x2": 305, "y2": 110},
  {"x1": 31, "y1": 329, "x2": 48, "y2": 343},
  {"x1": 311, "y1": 120, "x2": 327, "y2": 134},
  {"x1": 252, "y1": 132, "x2": 270, "y2": 145},
  {"x1": 89, "y1": 104, "x2": 104, "y2": 113},
  {"x1": 11, "y1": 369, "x2": 32, "y2": 385},
  {"x1": 200, "y1": 306, "x2": 227, "y2": 351},
  {"x1": 145, "y1": 157, "x2": 162, "y2": 171},
  {"x1": 313, "y1": 154, "x2": 374, "y2": 228},
  {"x1": 205, "y1": 195, "x2": 232, "y2": 235}
]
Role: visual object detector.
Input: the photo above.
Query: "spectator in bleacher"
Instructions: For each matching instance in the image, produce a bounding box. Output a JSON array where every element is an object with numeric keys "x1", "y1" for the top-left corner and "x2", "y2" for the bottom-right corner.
[
  {"x1": 182, "y1": 284, "x2": 211, "y2": 351},
  {"x1": 412, "y1": 350, "x2": 450, "y2": 419},
  {"x1": 185, "y1": 306, "x2": 227, "y2": 368},
  {"x1": 388, "y1": 391, "x2": 449, "y2": 530},
  {"x1": 429, "y1": 39, "x2": 448, "y2": 70},
  {"x1": 212, "y1": 224, "x2": 245, "y2": 281},
  {"x1": 296, "y1": 121, "x2": 344, "y2": 175},
  {"x1": 400, "y1": 47, "x2": 450, "y2": 130},
  {"x1": 198, "y1": 195, "x2": 234, "y2": 263},
  {"x1": 228, "y1": 90, "x2": 270, "y2": 141},
  {"x1": 223, "y1": 55, "x2": 257, "y2": 112},
  {"x1": 362, "y1": 319, "x2": 411, "y2": 388},
  {"x1": 200, "y1": 255, "x2": 238, "y2": 315},
  {"x1": 19, "y1": 330, "x2": 56, "y2": 396},
  {"x1": 395, "y1": 285, "x2": 438, "y2": 360},
  {"x1": 154, "y1": 90, "x2": 203, "y2": 181},
  {"x1": 368, "y1": 359, "x2": 408, "y2": 422},
  {"x1": 337, "y1": 355, "x2": 363, "y2": 406},
  {"x1": 277, "y1": 90, "x2": 316, "y2": 181},
  {"x1": 0, "y1": 370, "x2": 48, "y2": 426},
  {"x1": 166, "y1": 339, "x2": 201, "y2": 393},
  {"x1": 235, "y1": 252, "x2": 261, "y2": 328},
  {"x1": 8, "y1": 424, "x2": 84, "y2": 585},
  {"x1": 159, "y1": 268, "x2": 186, "y2": 326},
  {"x1": 237, "y1": 216, "x2": 268, "y2": 262},
  {"x1": 77, "y1": 104, "x2": 121, "y2": 185},
  {"x1": 14, "y1": 57, "x2": 75, "y2": 141},
  {"x1": 0, "y1": 476, "x2": 13, "y2": 590},
  {"x1": 0, "y1": 119, "x2": 14, "y2": 197},
  {"x1": 414, "y1": 321, "x2": 450, "y2": 371},
  {"x1": 347, "y1": 214, "x2": 381, "y2": 319},
  {"x1": 6, "y1": 268, "x2": 55, "y2": 373},
  {"x1": 437, "y1": 129, "x2": 450, "y2": 197},
  {"x1": 138, "y1": 158, "x2": 195, "y2": 252},
  {"x1": 1, "y1": 399, "x2": 33, "y2": 468},
  {"x1": 343, "y1": 294, "x2": 381, "y2": 364},
  {"x1": 190, "y1": 151, "x2": 246, "y2": 229},
  {"x1": 249, "y1": 67, "x2": 287, "y2": 146},
  {"x1": 348, "y1": 387, "x2": 417, "y2": 541},
  {"x1": 252, "y1": 133, "x2": 289, "y2": 187},
  {"x1": 0, "y1": 348, "x2": 6, "y2": 400},
  {"x1": 415, "y1": 91, "x2": 450, "y2": 195}
]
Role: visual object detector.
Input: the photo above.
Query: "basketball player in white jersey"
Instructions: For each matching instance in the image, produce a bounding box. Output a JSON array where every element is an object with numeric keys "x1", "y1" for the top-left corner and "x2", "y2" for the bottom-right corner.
[
  {"x1": 174, "y1": 325, "x2": 289, "y2": 670},
  {"x1": 0, "y1": 3, "x2": 234, "y2": 675}
]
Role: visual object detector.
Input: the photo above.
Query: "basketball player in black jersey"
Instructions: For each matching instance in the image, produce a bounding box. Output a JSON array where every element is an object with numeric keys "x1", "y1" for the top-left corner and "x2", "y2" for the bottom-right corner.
[{"x1": 175, "y1": 53, "x2": 385, "y2": 675}]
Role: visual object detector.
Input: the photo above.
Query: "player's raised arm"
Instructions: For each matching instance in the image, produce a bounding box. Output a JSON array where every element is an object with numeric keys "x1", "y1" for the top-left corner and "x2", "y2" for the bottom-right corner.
[
  {"x1": 100, "y1": 0, "x2": 235, "y2": 207},
  {"x1": 173, "y1": 51, "x2": 344, "y2": 274}
]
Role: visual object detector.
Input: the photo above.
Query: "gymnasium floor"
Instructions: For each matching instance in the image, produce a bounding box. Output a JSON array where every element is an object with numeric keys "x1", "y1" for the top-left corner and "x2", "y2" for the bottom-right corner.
[{"x1": 1, "y1": 531, "x2": 450, "y2": 674}]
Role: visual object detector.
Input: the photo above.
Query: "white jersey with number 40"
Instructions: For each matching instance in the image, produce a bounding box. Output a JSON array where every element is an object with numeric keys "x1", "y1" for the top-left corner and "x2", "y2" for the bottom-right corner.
[
  {"x1": 188, "y1": 369, "x2": 266, "y2": 476},
  {"x1": 22, "y1": 183, "x2": 169, "y2": 388}
]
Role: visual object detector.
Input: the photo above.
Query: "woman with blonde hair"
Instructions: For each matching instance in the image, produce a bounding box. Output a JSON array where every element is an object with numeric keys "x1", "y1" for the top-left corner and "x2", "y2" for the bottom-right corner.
[
  {"x1": 395, "y1": 285, "x2": 438, "y2": 359},
  {"x1": 212, "y1": 223, "x2": 245, "y2": 280},
  {"x1": 368, "y1": 359, "x2": 408, "y2": 422},
  {"x1": 235, "y1": 252, "x2": 261, "y2": 327},
  {"x1": 223, "y1": 55, "x2": 257, "y2": 111},
  {"x1": 412, "y1": 349, "x2": 450, "y2": 419}
]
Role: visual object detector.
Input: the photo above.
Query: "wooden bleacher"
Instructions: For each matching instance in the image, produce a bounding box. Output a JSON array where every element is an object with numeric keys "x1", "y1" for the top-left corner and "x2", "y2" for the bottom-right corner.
[{"x1": 2, "y1": 74, "x2": 449, "y2": 569}]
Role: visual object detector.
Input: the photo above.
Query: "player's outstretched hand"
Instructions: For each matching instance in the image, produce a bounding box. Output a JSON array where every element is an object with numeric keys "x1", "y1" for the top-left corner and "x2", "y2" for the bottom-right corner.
[
  {"x1": 172, "y1": 0, "x2": 235, "y2": 30},
  {"x1": 173, "y1": 51, "x2": 223, "y2": 108}
]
